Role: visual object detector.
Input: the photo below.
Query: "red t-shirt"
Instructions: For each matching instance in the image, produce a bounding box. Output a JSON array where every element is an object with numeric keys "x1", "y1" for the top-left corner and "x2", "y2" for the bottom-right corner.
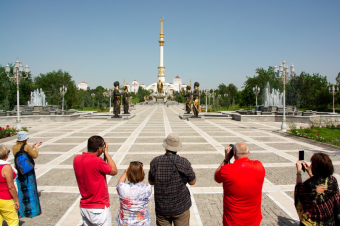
[
  {"x1": 0, "y1": 165, "x2": 17, "y2": 200},
  {"x1": 73, "y1": 152, "x2": 112, "y2": 209},
  {"x1": 215, "y1": 157, "x2": 265, "y2": 226}
]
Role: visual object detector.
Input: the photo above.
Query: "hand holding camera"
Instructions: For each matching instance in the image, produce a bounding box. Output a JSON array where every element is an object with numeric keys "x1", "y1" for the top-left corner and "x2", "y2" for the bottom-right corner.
[{"x1": 224, "y1": 144, "x2": 235, "y2": 163}]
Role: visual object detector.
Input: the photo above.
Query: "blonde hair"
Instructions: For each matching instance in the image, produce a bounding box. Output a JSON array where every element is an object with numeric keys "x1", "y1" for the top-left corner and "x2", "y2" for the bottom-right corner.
[{"x1": 0, "y1": 145, "x2": 9, "y2": 159}]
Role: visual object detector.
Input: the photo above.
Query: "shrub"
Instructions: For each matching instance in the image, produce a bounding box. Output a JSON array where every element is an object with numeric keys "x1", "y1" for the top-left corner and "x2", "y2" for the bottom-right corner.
[{"x1": 0, "y1": 126, "x2": 28, "y2": 139}]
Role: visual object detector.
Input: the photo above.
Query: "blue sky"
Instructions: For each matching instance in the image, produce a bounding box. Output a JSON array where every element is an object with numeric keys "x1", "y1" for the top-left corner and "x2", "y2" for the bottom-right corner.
[{"x1": 1, "y1": 0, "x2": 339, "y2": 90}]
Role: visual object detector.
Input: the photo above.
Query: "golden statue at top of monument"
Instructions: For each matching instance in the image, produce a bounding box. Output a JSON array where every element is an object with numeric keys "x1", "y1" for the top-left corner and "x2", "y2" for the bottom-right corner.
[{"x1": 157, "y1": 80, "x2": 163, "y2": 95}]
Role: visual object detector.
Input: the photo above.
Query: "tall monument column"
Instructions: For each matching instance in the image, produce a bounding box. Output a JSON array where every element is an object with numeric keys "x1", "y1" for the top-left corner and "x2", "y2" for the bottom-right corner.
[{"x1": 158, "y1": 17, "x2": 165, "y2": 83}]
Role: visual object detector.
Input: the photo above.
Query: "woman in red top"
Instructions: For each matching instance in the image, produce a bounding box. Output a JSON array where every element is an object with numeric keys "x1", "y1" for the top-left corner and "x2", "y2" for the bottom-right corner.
[{"x1": 0, "y1": 145, "x2": 20, "y2": 226}]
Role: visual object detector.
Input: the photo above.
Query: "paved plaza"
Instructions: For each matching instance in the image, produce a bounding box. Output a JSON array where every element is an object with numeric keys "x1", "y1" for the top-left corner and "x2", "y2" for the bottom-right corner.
[{"x1": 2, "y1": 105, "x2": 340, "y2": 226}]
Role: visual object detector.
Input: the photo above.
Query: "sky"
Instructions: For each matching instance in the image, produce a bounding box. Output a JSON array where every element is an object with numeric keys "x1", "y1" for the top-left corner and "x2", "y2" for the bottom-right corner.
[{"x1": 1, "y1": 0, "x2": 339, "y2": 90}]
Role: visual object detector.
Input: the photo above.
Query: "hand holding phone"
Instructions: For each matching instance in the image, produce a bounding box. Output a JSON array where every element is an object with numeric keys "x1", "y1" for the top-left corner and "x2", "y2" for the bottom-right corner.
[{"x1": 299, "y1": 150, "x2": 305, "y2": 172}]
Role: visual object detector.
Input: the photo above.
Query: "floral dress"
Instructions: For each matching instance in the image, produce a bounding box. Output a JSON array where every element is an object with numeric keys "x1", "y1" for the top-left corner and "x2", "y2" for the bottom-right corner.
[
  {"x1": 295, "y1": 176, "x2": 340, "y2": 225},
  {"x1": 116, "y1": 182, "x2": 152, "y2": 226}
]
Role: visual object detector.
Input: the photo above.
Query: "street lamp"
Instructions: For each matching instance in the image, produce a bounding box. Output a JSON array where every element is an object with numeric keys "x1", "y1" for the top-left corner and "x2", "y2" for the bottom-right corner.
[
  {"x1": 5, "y1": 58, "x2": 30, "y2": 130},
  {"x1": 329, "y1": 85, "x2": 339, "y2": 114},
  {"x1": 204, "y1": 87, "x2": 209, "y2": 112},
  {"x1": 91, "y1": 93, "x2": 95, "y2": 108},
  {"x1": 60, "y1": 85, "x2": 67, "y2": 113},
  {"x1": 108, "y1": 88, "x2": 113, "y2": 110},
  {"x1": 253, "y1": 85, "x2": 260, "y2": 106},
  {"x1": 273, "y1": 60, "x2": 295, "y2": 132},
  {"x1": 217, "y1": 94, "x2": 221, "y2": 111},
  {"x1": 224, "y1": 93, "x2": 228, "y2": 109}
]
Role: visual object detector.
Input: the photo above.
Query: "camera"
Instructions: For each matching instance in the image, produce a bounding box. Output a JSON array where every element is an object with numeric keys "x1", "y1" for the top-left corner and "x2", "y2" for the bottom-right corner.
[{"x1": 229, "y1": 144, "x2": 235, "y2": 157}]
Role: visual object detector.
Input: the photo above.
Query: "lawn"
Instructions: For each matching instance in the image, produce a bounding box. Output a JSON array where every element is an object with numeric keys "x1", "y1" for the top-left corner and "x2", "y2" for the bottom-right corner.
[{"x1": 288, "y1": 122, "x2": 340, "y2": 147}]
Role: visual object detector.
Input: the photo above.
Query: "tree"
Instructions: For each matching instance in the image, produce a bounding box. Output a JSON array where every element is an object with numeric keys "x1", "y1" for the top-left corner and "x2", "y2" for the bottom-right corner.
[
  {"x1": 239, "y1": 67, "x2": 282, "y2": 107},
  {"x1": 0, "y1": 64, "x2": 34, "y2": 110},
  {"x1": 336, "y1": 72, "x2": 340, "y2": 85},
  {"x1": 34, "y1": 70, "x2": 77, "y2": 109}
]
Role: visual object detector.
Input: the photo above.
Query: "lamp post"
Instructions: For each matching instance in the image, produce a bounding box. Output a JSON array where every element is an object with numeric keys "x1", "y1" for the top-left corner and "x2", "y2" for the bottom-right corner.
[
  {"x1": 204, "y1": 87, "x2": 209, "y2": 112},
  {"x1": 91, "y1": 93, "x2": 95, "y2": 108},
  {"x1": 224, "y1": 93, "x2": 228, "y2": 110},
  {"x1": 5, "y1": 58, "x2": 30, "y2": 130},
  {"x1": 217, "y1": 94, "x2": 221, "y2": 111},
  {"x1": 103, "y1": 91, "x2": 109, "y2": 110},
  {"x1": 329, "y1": 85, "x2": 339, "y2": 114},
  {"x1": 273, "y1": 60, "x2": 295, "y2": 132},
  {"x1": 108, "y1": 88, "x2": 113, "y2": 110},
  {"x1": 253, "y1": 85, "x2": 260, "y2": 106},
  {"x1": 60, "y1": 85, "x2": 67, "y2": 113}
]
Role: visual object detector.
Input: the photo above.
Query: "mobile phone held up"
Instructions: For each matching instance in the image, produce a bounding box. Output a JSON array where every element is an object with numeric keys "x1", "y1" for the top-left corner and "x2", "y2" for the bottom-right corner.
[{"x1": 299, "y1": 150, "x2": 305, "y2": 172}]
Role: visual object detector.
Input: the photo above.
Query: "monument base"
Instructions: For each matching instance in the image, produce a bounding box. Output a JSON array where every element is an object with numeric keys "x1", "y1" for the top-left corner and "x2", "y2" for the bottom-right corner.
[{"x1": 156, "y1": 96, "x2": 165, "y2": 103}]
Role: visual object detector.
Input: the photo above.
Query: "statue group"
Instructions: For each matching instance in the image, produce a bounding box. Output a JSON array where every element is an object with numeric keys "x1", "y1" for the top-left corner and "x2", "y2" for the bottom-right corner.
[
  {"x1": 112, "y1": 81, "x2": 130, "y2": 118},
  {"x1": 181, "y1": 81, "x2": 200, "y2": 118}
]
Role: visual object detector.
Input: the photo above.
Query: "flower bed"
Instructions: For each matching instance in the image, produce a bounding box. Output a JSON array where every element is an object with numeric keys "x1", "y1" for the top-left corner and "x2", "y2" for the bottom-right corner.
[
  {"x1": 0, "y1": 125, "x2": 28, "y2": 139},
  {"x1": 288, "y1": 120, "x2": 340, "y2": 147}
]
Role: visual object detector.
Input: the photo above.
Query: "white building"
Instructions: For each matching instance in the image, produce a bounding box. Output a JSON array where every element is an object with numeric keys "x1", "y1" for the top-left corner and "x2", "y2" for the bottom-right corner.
[
  {"x1": 140, "y1": 84, "x2": 146, "y2": 90},
  {"x1": 173, "y1": 76, "x2": 182, "y2": 92},
  {"x1": 78, "y1": 82, "x2": 89, "y2": 90},
  {"x1": 131, "y1": 80, "x2": 139, "y2": 93}
]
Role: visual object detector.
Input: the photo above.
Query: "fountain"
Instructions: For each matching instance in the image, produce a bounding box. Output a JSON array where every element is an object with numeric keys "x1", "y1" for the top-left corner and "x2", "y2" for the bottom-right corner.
[
  {"x1": 28, "y1": 88, "x2": 48, "y2": 106},
  {"x1": 263, "y1": 82, "x2": 283, "y2": 107}
]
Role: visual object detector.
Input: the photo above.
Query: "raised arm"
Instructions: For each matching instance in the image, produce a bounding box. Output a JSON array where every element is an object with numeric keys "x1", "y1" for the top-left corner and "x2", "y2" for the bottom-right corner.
[{"x1": 103, "y1": 141, "x2": 118, "y2": 176}]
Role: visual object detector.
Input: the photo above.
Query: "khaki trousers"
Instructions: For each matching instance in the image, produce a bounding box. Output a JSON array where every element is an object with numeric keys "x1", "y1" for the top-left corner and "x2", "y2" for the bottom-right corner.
[{"x1": 156, "y1": 209, "x2": 190, "y2": 226}]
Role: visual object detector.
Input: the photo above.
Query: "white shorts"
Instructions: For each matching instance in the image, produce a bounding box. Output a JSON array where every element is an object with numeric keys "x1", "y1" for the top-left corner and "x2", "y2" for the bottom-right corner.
[{"x1": 80, "y1": 206, "x2": 112, "y2": 226}]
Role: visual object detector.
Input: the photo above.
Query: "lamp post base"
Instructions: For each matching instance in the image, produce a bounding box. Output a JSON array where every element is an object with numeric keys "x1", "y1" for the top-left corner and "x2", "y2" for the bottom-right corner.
[
  {"x1": 16, "y1": 119, "x2": 22, "y2": 130},
  {"x1": 281, "y1": 121, "x2": 287, "y2": 132}
]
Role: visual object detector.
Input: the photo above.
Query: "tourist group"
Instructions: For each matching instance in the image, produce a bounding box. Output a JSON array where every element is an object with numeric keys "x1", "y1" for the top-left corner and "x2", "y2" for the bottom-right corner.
[{"x1": 0, "y1": 131, "x2": 339, "y2": 226}]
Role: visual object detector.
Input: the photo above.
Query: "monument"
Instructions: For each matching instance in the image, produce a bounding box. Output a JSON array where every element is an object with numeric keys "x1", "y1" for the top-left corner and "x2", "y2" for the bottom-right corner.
[
  {"x1": 146, "y1": 17, "x2": 176, "y2": 99},
  {"x1": 192, "y1": 82, "x2": 200, "y2": 117},
  {"x1": 182, "y1": 85, "x2": 192, "y2": 114},
  {"x1": 112, "y1": 81, "x2": 122, "y2": 118},
  {"x1": 123, "y1": 85, "x2": 130, "y2": 114}
]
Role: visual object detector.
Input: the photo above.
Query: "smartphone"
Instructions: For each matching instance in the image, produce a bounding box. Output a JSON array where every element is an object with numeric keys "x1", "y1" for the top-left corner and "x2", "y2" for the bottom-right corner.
[{"x1": 299, "y1": 150, "x2": 305, "y2": 172}]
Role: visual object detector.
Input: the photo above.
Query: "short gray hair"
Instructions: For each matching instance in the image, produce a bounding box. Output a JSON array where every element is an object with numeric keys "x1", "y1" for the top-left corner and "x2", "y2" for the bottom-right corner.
[
  {"x1": 235, "y1": 142, "x2": 249, "y2": 155},
  {"x1": 0, "y1": 145, "x2": 9, "y2": 159}
]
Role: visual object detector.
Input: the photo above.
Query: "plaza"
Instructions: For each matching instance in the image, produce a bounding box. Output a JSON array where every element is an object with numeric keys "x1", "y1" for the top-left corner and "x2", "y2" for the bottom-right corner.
[{"x1": 1, "y1": 105, "x2": 340, "y2": 226}]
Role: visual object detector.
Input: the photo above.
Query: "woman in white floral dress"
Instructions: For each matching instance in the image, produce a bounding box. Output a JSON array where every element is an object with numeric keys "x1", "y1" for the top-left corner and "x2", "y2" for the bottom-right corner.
[{"x1": 116, "y1": 161, "x2": 152, "y2": 226}]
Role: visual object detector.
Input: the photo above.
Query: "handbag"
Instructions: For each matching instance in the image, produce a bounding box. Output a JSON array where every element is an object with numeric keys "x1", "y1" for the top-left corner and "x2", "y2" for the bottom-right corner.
[{"x1": 15, "y1": 144, "x2": 34, "y2": 175}]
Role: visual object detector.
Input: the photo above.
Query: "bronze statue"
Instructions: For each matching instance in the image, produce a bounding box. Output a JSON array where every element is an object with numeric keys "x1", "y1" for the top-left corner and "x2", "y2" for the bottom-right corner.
[
  {"x1": 123, "y1": 86, "x2": 130, "y2": 114},
  {"x1": 112, "y1": 81, "x2": 122, "y2": 117},
  {"x1": 157, "y1": 80, "x2": 163, "y2": 95},
  {"x1": 192, "y1": 82, "x2": 200, "y2": 117},
  {"x1": 182, "y1": 85, "x2": 192, "y2": 114}
]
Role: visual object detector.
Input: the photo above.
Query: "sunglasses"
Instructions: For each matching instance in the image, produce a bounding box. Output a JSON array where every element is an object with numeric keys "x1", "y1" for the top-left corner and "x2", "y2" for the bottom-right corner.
[{"x1": 130, "y1": 161, "x2": 143, "y2": 166}]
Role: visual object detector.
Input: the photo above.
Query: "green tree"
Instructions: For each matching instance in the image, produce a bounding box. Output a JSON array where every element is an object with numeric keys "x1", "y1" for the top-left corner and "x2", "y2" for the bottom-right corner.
[
  {"x1": 34, "y1": 69, "x2": 77, "y2": 109},
  {"x1": 239, "y1": 67, "x2": 281, "y2": 107},
  {"x1": 0, "y1": 64, "x2": 34, "y2": 110}
]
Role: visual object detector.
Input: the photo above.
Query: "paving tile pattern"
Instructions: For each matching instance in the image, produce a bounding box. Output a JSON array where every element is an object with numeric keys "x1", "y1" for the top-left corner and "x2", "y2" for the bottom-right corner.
[{"x1": 2, "y1": 105, "x2": 339, "y2": 226}]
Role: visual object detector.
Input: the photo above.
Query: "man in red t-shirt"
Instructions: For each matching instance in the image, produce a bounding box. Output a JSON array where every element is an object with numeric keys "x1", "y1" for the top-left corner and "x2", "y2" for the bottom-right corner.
[
  {"x1": 73, "y1": 135, "x2": 118, "y2": 226},
  {"x1": 215, "y1": 142, "x2": 265, "y2": 226}
]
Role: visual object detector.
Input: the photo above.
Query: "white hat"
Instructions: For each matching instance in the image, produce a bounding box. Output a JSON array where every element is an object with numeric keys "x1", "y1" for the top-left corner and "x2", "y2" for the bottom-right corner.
[
  {"x1": 162, "y1": 133, "x2": 182, "y2": 152},
  {"x1": 17, "y1": 131, "x2": 29, "y2": 141}
]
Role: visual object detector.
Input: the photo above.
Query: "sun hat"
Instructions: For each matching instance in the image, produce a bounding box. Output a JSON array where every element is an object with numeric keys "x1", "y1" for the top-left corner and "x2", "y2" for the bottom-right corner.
[
  {"x1": 17, "y1": 131, "x2": 29, "y2": 142},
  {"x1": 162, "y1": 133, "x2": 182, "y2": 152}
]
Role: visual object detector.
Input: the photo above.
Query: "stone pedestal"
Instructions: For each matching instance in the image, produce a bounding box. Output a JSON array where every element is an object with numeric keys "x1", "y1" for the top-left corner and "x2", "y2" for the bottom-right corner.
[{"x1": 156, "y1": 96, "x2": 165, "y2": 103}]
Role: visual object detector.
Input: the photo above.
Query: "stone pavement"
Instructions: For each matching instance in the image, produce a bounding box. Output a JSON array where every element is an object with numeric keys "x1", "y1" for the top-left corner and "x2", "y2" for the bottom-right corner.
[{"x1": 1, "y1": 105, "x2": 340, "y2": 226}]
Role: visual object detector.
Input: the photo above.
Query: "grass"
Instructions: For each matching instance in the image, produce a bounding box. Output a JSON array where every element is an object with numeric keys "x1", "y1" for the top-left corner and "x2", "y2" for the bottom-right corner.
[{"x1": 288, "y1": 120, "x2": 340, "y2": 147}]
